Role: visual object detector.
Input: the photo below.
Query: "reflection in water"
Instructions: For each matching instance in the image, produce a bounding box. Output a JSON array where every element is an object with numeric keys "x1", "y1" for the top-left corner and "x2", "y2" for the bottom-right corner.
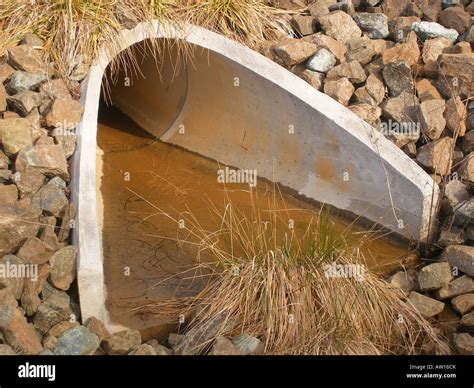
[{"x1": 97, "y1": 105, "x2": 412, "y2": 336}]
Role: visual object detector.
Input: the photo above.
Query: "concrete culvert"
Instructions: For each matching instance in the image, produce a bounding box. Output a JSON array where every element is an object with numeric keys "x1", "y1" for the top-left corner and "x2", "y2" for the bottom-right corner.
[{"x1": 72, "y1": 22, "x2": 439, "y2": 335}]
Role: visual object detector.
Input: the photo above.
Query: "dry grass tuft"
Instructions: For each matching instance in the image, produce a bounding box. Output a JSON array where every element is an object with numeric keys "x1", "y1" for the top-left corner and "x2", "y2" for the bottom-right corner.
[
  {"x1": 0, "y1": 0, "x2": 288, "y2": 79},
  {"x1": 130, "y1": 186, "x2": 447, "y2": 355}
]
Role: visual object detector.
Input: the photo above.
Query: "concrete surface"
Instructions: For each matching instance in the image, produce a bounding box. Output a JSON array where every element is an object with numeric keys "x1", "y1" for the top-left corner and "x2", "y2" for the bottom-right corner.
[{"x1": 72, "y1": 21, "x2": 439, "y2": 332}]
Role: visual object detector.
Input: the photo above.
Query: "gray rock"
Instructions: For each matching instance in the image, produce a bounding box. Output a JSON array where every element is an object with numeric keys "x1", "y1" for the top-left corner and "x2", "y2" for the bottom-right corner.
[
  {"x1": 452, "y1": 293, "x2": 474, "y2": 314},
  {"x1": 383, "y1": 61, "x2": 414, "y2": 97},
  {"x1": 15, "y1": 144, "x2": 69, "y2": 180},
  {"x1": 208, "y1": 337, "x2": 241, "y2": 355},
  {"x1": 231, "y1": 334, "x2": 264, "y2": 355},
  {"x1": 4, "y1": 71, "x2": 47, "y2": 94},
  {"x1": 174, "y1": 312, "x2": 236, "y2": 355},
  {"x1": 438, "y1": 226, "x2": 466, "y2": 247},
  {"x1": 33, "y1": 283, "x2": 73, "y2": 335},
  {"x1": 409, "y1": 291, "x2": 445, "y2": 318},
  {"x1": 54, "y1": 326, "x2": 100, "y2": 355},
  {"x1": 305, "y1": 48, "x2": 336, "y2": 73},
  {"x1": 453, "y1": 332, "x2": 474, "y2": 354},
  {"x1": 442, "y1": 245, "x2": 474, "y2": 277},
  {"x1": 39, "y1": 184, "x2": 68, "y2": 217},
  {"x1": 435, "y1": 275, "x2": 474, "y2": 299},
  {"x1": 418, "y1": 262, "x2": 453, "y2": 291},
  {"x1": 353, "y1": 13, "x2": 389, "y2": 39},
  {"x1": 6, "y1": 91, "x2": 42, "y2": 117},
  {"x1": 101, "y1": 330, "x2": 141, "y2": 355},
  {"x1": 442, "y1": 180, "x2": 470, "y2": 213},
  {"x1": 387, "y1": 270, "x2": 417, "y2": 293},
  {"x1": 412, "y1": 21, "x2": 459, "y2": 41},
  {"x1": 453, "y1": 199, "x2": 474, "y2": 227}
]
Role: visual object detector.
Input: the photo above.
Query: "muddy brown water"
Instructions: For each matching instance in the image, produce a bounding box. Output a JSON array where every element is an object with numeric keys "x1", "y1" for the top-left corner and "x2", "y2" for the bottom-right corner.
[{"x1": 97, "y1": 106, "x2": 414, "y2": 339}]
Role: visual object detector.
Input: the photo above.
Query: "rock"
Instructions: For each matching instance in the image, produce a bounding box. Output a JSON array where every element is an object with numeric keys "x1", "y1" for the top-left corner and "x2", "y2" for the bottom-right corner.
[
  {"x1": 453, "y1": 332, "x2": 474, "y2": 354},
  {"x1": 0, "y1": 118, "x2": 32, "y2": 157},
  {"x1": 292, "y1": 66, "x2": 325, "y2": 90},
  {"x1": 145, "y1": 339, "x2": 173, "y2": 355},
  {"x1": 442, "y1": 245, "x2": 474, "y2": 276},
  {"x1": 345, "y1": 36, "x2": 376, "y2": 65},
  {"x1": 39, "y1": 216, "x2": 59, "y2": 251},
  {"x1": 0, "y1": 254, "x2": 26, "y2": 299},
  {"x1": 21, "y1": 280, "x2": 40, "y2": 316},
  {"x1": 444, "y1": 41, "x2": 472, "y2": 54},
  {"x1": 438, "y1": 226, "x2": 466, "y2": 246},
  {"x1": 408, "y1": 291, "x2": 445, "y2": 317},
  {"x1": 389, "y1": 16, "x2": 422, "y2": 41},
  {"x1": 33, "y1": 283, "x2": 73, "y2": 334},
  {"x1": 458, "y1": 153, "x2": 474, "y2": 182},
  {"x1": 353, "y1": 12, "x2": 389, "y2": 38},
  {"x1": 7, "y1": 45, "x2": 48, "y2": 74},
  {"x1": 422, "y1": 37, "x2": 453, "y2": 64},
  {"x1": 40, "y1": 79, "x2": 71, "y2": 101},
  {"x1": 20, "y1": 33, "x2": 44, "y2": 47},
  {"x1": 308, "y1": 0, "x2": 335, "y2": 21},
  {"x1": 419, "y1": 99, "x2": 446, "y2": 139},
  {"x1": 39, "y1": 184, "x2": 68, "y2": 217},
  {"x1": 0, "y1": 344, "x2": 16, "y2": 355},
  {"x1": 324, "y1": 78, "x2": 355, "y2": 106},
  {"x1": 382, "y1": 31, "x2": 420, "y2": 66},
  {"x1": 102, "y1": 330, "x2": 142, "y2": 355},
  {"x1": 0, "y1": 85, "x2": 6, "y2": 112},
  {"x1": 55, "y1": 326, "x2": 100, "y2": 355},
  {"x1": 49, "y1": 246, "x2": 77, "y2": 290},
  {"x1": 416, "y1": 79, "x2": 443, "y2": 101},
  {"x1": 412, "y1": 21, "x2": 459, "y2": 41},
  {"x1": 439, "y1": 5, "x2": 472, "y2": 33},
  {"x1": 0, "y1": 288, "x2": 43, "y2": 354},
  {"x1": 304, "y1": 33, "x2": 347, "y2": 63},
  {"x1": 381, "y1": 0, "x2": 411, "y2": 20},
  {"x1": 49, "y1": 321, "x2": 79, "y2": 337},
  {"x1": 168, "y1": 333, "x2": 184, "y2": 348},
  {"x1": 306, "y1": 48, "x2": 336, "y2": 73},
  {"x1": 437, "y1": 274, "x2": 474, "y2": 300},
  {"x1": 319, "y1": 11, "x2": 362, "y2": 44},
  {"x1": 383, "y1": 61, "x2": 414, "y2": 97},
  {"x1": 354, "y1": 74, "x2": 385, "y2": 106},
  {"x1": 416, "y1": 137, "x2": 454, "y2": 175},
  {"x1": 0, "y1": 205, "x2": 40, "y2": 257},
  {"x1": 174, "y1": 312, "x2": 235, "y2": 355},
  {"x1": 128, "y1": 344, "x2": 157, "y2": 355},
  {"x1": 418, "y1": 262, "x2": 453, "y2": 291},
  {"x1": 4, "y1": 71, "x2": 47, "y2": 94},
  {"x1": 42, "y1": 334, "x2": 57, "y2": 352},
  {"x1": 271, "y1": 39, "x2": 318, "y2": 67},
  {"x1": 452, "y1": 293, "x2": 474, "y2": 314},
  {"x1": 291, "y1": 15, "x2": 315, "y2": 36},
  {"x1": 15, "y1": 170, "x2": 46, "y2": 197},
  {"x1": 17, "y1": 237, "x2": 54, "y2": 264},
  {"x1": 44, "y1": 98, "x2": 83, "y2": 129},
  {"x1": 231, "y1": 334, "x2": 264, "y2": 355},
  {"x1": 349, "y1": 104, "x2": 382, "y2": 125},
  {"x1": 84, "y1": 317, "x2": 110, "y2": 342},
  {"x1": 460, "y1": 310, "x2": 474, "y2": 330},
  {"x1": 463, "y1": 130, "x2": 474, "y2": 153},
  {"x1": 437, "y1": 53, "x2": 474, "y2": 98},
  {"x1": 0, "y1": 63, "x2": 15, "y2": 84},
  {"x1": 16, "y1": 144, "x2": 69, "y2": 180},
  {"x1": 208, "y1": 337, "x2": 241, "y2": 355},
  {"x1": 6, "y1": 91, "x2": 42, "y2": 117},
  {"x1": 381, "y1": 92, "x2": 420, "y2": 123},
  {"x1": 387, "y1": 269, "x2": 417, "y2": 293},
  {"x1": 445, "y1": 96, "x2": 467, "y2": 136},
  {"x1": 0, "y1": 185, "x2": 18, "y2": 206},
  {"x1": 326, "y1": 60, "x2": 367, "y2": 84},
  {"x1": 454, "y1": 198, "x2": 474, "y2": 226},
  {"x1": 437, "y1": 305, "x2": 461, "y2": 336}
]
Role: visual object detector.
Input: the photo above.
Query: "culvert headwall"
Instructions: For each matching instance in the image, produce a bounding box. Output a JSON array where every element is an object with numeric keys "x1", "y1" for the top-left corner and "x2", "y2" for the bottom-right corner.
[{"x1": 72, "y1": 21, "x2": 439, "y2": 332}]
